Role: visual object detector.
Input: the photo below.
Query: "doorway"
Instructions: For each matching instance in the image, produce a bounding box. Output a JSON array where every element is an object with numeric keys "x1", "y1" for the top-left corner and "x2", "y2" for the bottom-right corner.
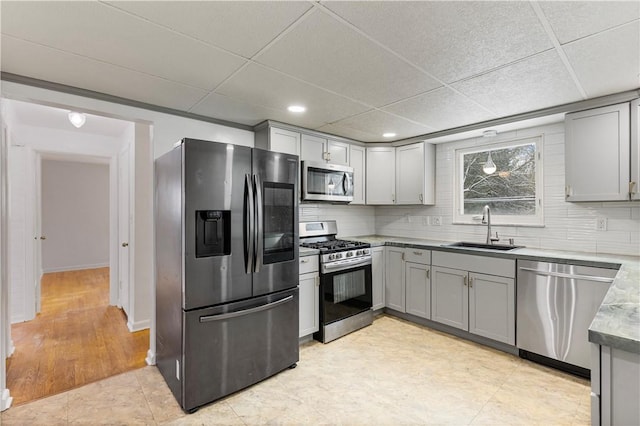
[{"x1": 2, "y1": 100, "x2": 149, "y2": 406}]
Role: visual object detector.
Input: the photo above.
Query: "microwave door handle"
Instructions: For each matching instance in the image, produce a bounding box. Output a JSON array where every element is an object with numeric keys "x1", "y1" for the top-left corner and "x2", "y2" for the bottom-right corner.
[
  {"x1": 244, "y1": 174, "x2": 254, "y2": 274},
  {"x1": 253, "y1": 174, "x2": 263, "y2": 273},
  {"x1": 343, "y1": 173, "x2": 352, "y2": 196}
]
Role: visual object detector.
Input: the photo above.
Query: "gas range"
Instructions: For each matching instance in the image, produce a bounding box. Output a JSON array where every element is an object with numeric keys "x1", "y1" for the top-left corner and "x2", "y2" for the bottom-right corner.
[{"x1": 299, "y1": 221, "x2": 371, "y2": 272}]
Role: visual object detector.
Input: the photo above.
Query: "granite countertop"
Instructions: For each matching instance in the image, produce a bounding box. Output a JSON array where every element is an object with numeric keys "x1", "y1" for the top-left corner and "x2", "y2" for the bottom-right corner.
[{"x1": 347, "y1": 234, "x2": 640, "y2": 354}]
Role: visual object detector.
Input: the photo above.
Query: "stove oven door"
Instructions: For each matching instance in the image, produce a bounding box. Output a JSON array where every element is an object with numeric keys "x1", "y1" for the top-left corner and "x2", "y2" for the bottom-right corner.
[{"x1": 319, "y1": 261, "x2": 372, "y2": 325}]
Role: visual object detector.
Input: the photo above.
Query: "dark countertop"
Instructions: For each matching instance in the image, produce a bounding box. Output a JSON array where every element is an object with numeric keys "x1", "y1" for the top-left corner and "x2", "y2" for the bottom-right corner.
[{"x1": 346, "y1": 235, "x2": 640, "y2": 354}]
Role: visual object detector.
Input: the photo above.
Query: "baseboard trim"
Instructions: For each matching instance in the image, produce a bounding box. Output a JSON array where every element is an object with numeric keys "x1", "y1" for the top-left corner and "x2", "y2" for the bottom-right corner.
[
  {"x1": 145, "y1": 349, "x2": 156, "y2": 366},
  {"x1": 1, "y1": 388, "x2": 12, "y2": 411},
  {"x1": 42, "y1": 263, "x2": 109, "y2": 273},
  {"x1": 127, "y1": 318, "x2": 150, "y2": 332}
]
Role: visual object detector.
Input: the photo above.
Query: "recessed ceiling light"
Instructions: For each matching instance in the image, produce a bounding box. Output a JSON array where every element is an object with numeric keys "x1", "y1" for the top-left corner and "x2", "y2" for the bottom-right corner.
[
  {"x1": 287, "y1": 105, "x2": 306, "y2": 113},
  {"x1": 382, "y1": 132, "x2": 396, "y2": 138},
  {"x1": 68, "y1": 111, "x2": 86, "y2": 128}
]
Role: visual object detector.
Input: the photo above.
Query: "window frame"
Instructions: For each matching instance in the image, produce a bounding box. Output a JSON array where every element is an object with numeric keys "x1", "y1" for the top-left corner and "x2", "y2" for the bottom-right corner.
[{"x1": 453, "y1": 135, "x2": 544, "y2": 227}]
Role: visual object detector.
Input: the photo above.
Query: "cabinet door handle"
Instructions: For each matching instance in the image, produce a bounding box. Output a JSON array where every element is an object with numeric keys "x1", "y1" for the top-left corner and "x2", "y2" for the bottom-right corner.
[
  {"x1": 401, "y1": 252, "x2": 405, "y2": 261},
  {"x1": 630, "y1": 181, "x2": 637, "y2": 196},
  {"x1": 469, "y1": 277, "x2": 473, "y2": 288},
  {"x1": 463, "y1": 276, "x2": 468, "y2": 286},
  {"x1": 419, "y1": 193, "x2": 423, "y2": 202},
  {"x1": 426, "y1": 269, "x2": 430, "y2": 279},
  {"x1": 392, "y1": 193, "x2": 395, "y2": 204},
  {"x1": 413, "y1": 251, "x2": 422, "y2": 256},
  {"x1": 301, "y1": 258, "x2": 309, "y2": 263}
]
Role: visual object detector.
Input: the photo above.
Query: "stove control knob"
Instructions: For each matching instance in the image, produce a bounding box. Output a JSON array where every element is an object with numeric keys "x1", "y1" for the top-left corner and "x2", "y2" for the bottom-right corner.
[
  {"x1": 346, "y1": 252, "x2": 354, "y2": 258},
  {"x1": 356, "y1": 250, "x2": 363, "y2": 256},
  {"x1": 363, "y1": 249, "x2": 370, "y2": 255},
  {"x1": 334, "y1": 253, "x2": 341, "y2": 259},
  {"x1": 328, "y1": 254, "x2": 335, "y2": 260}
]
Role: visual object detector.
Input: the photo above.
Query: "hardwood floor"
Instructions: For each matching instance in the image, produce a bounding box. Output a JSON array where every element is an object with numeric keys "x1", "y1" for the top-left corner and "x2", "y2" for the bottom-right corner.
[{"x1": 6, "y1": 267, "x2": 149, "y2": 406}]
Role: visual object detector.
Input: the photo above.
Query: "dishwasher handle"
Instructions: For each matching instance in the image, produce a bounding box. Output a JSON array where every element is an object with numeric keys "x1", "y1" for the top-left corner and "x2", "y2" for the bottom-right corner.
[{"x1": 518, "y1": 267, "x2": 615, "y2": 283}]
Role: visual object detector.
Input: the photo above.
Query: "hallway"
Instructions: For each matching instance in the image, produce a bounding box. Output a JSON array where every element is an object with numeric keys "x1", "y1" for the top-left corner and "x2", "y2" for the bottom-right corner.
[{"x1": 6, "y1": 267, "x2": 149, "y2": 405}]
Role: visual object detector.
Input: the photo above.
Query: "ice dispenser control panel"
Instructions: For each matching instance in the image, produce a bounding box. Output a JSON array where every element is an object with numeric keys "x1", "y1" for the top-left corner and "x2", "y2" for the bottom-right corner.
[{"x1": 195, "y1": 210, "x2": 230, "y2": 257}]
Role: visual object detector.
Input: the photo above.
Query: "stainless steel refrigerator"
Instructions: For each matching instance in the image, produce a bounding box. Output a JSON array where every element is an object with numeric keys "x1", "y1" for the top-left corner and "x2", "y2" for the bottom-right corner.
[{"x1": 155, "y1": 138, "x2": 299, "y2": 412}]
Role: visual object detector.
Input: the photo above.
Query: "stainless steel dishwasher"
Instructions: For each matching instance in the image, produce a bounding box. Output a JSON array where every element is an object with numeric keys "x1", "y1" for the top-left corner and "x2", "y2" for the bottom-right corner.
[{"x1": 517, "y1": 260, "x2": 618, "y2": 376}]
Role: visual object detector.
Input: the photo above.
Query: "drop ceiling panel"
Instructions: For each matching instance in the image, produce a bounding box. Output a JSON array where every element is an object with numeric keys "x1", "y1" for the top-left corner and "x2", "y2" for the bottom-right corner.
[
  {"x1": 539, "y1": 1, "x2": 640, "y2": 44},
  {"x1": 105, "y1": 1, "x2": 312, "y2": 58},
  {"x1": 564, "y1": 22, "x2": 640, "y2": 98},
  {"x1": 0, "y1": 1, "x2": 246, "y2": 90},
  {"x1": 330, "y1": 110, "x2": 433, "y2": 142},
  {"x1": 214, "y1": 63, "x2": 370, "y2": 128},
  {"x1": 452, "y1": 50, "x2": 584, "y2": 117},
  {"x1": 1, "y1": 36, "x2": 208, "y2": 111},
  {"x1": 315, "y1": 123, "x2": 379, "y2": 143},
  {"x1": 256, "y1": 9, "x2": 441, "y2": 107},
  {"x1": 323, "y1": 1, "x2": 552, "y2": 84},
  {"x1": 382, "y1": 88, "x2": 497, "y2": 131}
]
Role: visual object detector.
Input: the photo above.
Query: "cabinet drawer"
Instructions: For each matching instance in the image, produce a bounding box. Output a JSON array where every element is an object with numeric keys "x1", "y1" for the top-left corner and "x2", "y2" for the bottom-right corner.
[
  {"x1": 432, "y1": 251, "x2": 515, "y2": 278},
  {"x1": 299, "y1": 255, "x2": 319, "y2": 274},
  {"x1": 404, "y1": 248, "x2": 431, "y2": 265}
]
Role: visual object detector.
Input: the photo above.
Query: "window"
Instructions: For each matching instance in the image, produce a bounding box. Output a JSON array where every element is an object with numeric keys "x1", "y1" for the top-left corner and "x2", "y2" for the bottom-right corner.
[{"x1": 454, "y1": 136, "x2": 543, "y2": 226}]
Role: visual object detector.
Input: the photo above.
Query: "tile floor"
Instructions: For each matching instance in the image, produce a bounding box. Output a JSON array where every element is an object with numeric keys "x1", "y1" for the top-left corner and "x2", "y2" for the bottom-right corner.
[{"x1": 1, "y1": 315, "x2": 591, "y2": 425}]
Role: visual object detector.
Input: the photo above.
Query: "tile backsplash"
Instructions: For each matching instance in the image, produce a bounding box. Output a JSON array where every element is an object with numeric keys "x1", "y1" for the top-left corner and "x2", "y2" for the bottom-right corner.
[
  {"x1": 299, "y1": 121, "x2": 639, "y2": 256},
  {"x1": 375, "y1": 122, "x2": 640, "y2": 257}
]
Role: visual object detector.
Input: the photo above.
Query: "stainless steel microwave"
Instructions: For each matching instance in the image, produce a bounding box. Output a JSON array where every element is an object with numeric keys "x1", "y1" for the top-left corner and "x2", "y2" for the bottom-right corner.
[{"x1": 301, "y1": 161, "x2": 354, "y2": 203}]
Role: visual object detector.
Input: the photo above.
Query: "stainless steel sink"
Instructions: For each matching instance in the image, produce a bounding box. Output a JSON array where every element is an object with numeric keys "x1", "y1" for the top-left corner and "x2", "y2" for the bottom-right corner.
[{"x1": 446, "y1": 241, "x2": 523, "y2": 251}]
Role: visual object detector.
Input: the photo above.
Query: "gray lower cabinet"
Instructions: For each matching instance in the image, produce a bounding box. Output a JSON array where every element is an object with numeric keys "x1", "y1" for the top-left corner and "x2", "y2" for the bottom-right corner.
[
  {"x1": 405, "y1": 261, "x2": 430, "y2": 319},
  {"x1": 371, "y1": 246, "x2": 385, "y2": 310},
  {"x1": 385, "y1": 247, "x2": 406, "y2": 312},
  {"x1": 385, "y1": 247, "x2": 431, "y2": 318},
  {"x1": 591, "y1": 343, "x2": 640, "y2": 426},
  {"x1": 299, "y1": 256, "x2": 319, "y2": 338},
  {"x1": 431, "y1": 266, "x2": 467, "y2": 329},
  {"x1": 431, "y1": 252, "x2": 515, "y2": 345}
]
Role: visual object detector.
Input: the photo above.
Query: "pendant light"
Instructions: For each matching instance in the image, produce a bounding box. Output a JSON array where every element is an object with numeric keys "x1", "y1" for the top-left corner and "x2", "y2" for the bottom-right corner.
[
  {"x1": 483, "y1": 151, "x2": 497, "y2": 174},
  {"x1": 68, "y1": 111, "x2": 86, "y2": 128}
]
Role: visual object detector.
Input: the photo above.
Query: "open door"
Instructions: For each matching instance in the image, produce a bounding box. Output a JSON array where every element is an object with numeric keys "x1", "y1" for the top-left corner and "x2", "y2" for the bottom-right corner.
[{"x1": 118, "y1": 145, "x2": 130, "y2": 316}]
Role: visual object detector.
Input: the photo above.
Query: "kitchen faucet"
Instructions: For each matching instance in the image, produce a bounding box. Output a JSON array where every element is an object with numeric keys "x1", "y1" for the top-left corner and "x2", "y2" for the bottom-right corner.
[{"x1": 482, "y1": 205, "x2": 500, "y2": 245}]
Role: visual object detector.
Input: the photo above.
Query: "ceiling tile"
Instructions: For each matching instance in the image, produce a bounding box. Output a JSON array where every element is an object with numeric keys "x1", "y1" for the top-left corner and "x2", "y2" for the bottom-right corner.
[
  {"x1": 563, "y1": 21, "x2": 640, "y2": 98},
  {"x1": 105, "y1": 1, "x2": 312, "y2": 58},
  {"x1": 382, "y1": 88, "x2": 496, "y2": 131},
  {"x1": 256, "y1": 9, "x2": 441, "y2": 107},
  {"x1": 323, "y1": 1, "x2": 552, "y2": 84},
  {"x1": 213, "y1": 63, "x2": 370, "y2": 127},
  {"x1": 1, "y1": 36, "x2": 208, "y2": 111},
  {"x1": 452, "y1": 50, "x2": 584, "y2": 117},
  {"x1": 538, "y1": 1, "x2": 640, "y2": 44},
  {"x1": 315, "y1": 123, "x2": 380, "y2": 143},
  {"x1": 329, "y1": 110, "x2": 434, "y2": 142},
  {"x1": 1, "y1": 1, "x2": 246, "y2": 90}
]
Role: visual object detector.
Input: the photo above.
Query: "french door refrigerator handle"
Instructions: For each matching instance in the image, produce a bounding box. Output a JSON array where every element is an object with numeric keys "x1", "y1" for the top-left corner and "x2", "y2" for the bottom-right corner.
[
  {"x1": 253, "y1": 174, "x2": 263, "y2": 273},
  {"x1": 199, "y1": 295, "x2": 294, "y2": 323},
  {"x1": 244, "y1": 174, "x2": 254, "y2": 274}
]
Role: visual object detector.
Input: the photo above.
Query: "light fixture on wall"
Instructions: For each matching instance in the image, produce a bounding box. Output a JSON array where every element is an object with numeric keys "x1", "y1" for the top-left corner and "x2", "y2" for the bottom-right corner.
[
  {"x1": 68, "y1": 111, "x2": 86, "y2": 128},
  {"x1": 483, "y1": 151, "x2": 497, "y2": 174}
]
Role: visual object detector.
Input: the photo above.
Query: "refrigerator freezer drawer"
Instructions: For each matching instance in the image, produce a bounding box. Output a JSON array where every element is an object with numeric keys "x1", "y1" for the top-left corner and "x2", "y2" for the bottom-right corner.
[{"x1": 181, "y1": 288, "x2": 299, "y2": 411}]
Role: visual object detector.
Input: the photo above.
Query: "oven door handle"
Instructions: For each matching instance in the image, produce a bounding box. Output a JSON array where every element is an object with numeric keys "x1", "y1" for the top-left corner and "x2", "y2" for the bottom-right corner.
[{"x1": 322, "y1": 257, "x2": 372, "y2": 273}]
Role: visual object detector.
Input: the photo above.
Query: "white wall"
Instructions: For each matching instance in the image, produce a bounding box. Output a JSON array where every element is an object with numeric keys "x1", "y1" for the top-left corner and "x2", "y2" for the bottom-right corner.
[
  {"x1": 41, "y1": 160, "x2": 110, "y2": 272},
  {"x1": 375, "y1": 122, "x2": 640, "y2": 256}
]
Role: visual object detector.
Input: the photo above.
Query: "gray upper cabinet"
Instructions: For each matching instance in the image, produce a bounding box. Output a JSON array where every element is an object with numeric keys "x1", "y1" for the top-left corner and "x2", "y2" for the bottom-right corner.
[
  {"x1": 349, "y1": 145, "x2": 366, "y2": 205},
  {"x1": 631, "y1": 99, "x2": 640, "y2": 201},
  {"x1": 301, "y1": 134, "x2": 349, "y2": 165},
  {"x1": 366, "y1": 142, "x2": 435, "y2": 205},
  {"x1": 431, "y1": 251, "x2": 515, "y2": 345},
  {"x1": 255, "y1": 124, "x2": 301, "y2": 156},
  {"x1": 565, "y1": 102, "x2": 632, "y2": 202},
  {"x1": 395, "y1": 142, "x2": 435, "y2": 205}
]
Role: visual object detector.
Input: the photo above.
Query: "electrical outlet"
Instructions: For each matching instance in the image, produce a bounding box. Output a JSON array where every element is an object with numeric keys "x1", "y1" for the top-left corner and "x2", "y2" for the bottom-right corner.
[
  {"x1": 596, "y1": 217, "x2": 608, "y2": 231},
  {"x1": 432, "y1": 216, "x2": 442, "y2": 226}
]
